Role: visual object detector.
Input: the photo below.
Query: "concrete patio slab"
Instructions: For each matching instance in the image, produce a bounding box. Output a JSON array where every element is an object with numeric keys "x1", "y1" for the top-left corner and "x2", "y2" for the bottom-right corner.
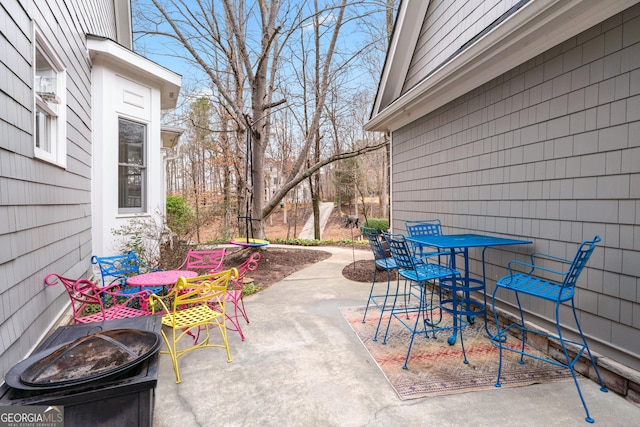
[{"x1": 152, "y1": 245, "x2": 639, "y2": 426}]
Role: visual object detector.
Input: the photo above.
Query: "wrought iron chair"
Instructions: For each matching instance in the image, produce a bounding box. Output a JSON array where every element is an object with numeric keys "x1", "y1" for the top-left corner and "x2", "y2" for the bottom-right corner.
[
  {"x1": 149, "y1": 269, "x2": 238, "y2": 383},
  {"x1": 216, "y1": 252, "x2": 261, "y2": 341},
  {"x1": 45, "y1": 273, "x2": 151, "y2": 324},
  {"x1": 383, "y1": 232, "x2": 458, "y2": 369},
  {"x1": 360, "y1": 226, "x2": 401, "y2": 342},
  {"x1": 491, "y1": 236, "x2": 607, "y2": 423},
  {"x1": 91, "y1": 251, "x2": 163, "y2": 295},
  {"x1": 177, "y1": 248, "x2": 226, "y2": 274},
  {"x1": 405, "y1": 219, "x2": 452, "y2": 264}
]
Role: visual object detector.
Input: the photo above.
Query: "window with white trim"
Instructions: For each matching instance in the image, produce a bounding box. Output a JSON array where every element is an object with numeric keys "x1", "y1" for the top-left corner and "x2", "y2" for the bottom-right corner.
[
  {"x1": 34, "y1": 29, "x2": 66, "y2": 166},
  {"x1": 118, "y1": 117, "x2": 147, "y2": 213}
]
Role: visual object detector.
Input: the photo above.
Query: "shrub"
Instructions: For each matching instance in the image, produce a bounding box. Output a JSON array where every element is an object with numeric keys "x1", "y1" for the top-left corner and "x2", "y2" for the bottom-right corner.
[
  {"x1": 166, "y1": 195, "x2": 193, "y2": 236},
  {"x1": 111, "y1": 212, "x2": 167, "y2": 267},
  {"x1": 362, "y1": 218, "x2": 389, "y2": 232}
]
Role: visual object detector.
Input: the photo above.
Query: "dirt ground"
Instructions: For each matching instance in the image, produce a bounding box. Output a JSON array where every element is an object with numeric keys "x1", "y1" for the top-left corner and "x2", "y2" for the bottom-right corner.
[
  {"x1": 254, "y1": 203, "x2": 374, "y2": 286},
  {"x1": 163, "y1": 203, "x2": 381, "y2": 290},
  {"x1": 263, "y1": 203, "x2": 368, "y2": 242},
  {"x1": 221, "y1": 244, "x2": 376, "y2": 290}
]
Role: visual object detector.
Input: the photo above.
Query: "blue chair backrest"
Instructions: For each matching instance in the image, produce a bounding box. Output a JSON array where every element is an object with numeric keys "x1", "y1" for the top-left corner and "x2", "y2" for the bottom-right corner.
[
  {"x1": 362, "y1": 226, "x2": 388, "y2": 260},
  {"x1": 91, "y1": 252, "x2": 141, "y2": 286},
  {"x1": 383, "y1": 232, "x2": 418, "y2": 271},
  {"x1": 405, "y1": 219, "x2": 442, "y2": 237},
  {"x1": 564, "y1": 235, "x2": 601, "y2": 288}
]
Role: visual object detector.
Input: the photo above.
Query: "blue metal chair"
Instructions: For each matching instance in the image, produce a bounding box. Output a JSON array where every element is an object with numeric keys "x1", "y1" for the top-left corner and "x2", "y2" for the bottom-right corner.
[
  {"x1": 360, "y1": 226, "x2": 401, "y2": 342},
  {"x1": 383, "y1": 232, "x2": 458, "y2": 369},
  {"x1": 405, "y1": 219, "x2": 457, "y2": 265},
  {"x1": 491, "y1": 236, "x2": 607, "y2": 423},
  {"x1": 91, "y1": 251, "x2": 163, "y2": 295}
]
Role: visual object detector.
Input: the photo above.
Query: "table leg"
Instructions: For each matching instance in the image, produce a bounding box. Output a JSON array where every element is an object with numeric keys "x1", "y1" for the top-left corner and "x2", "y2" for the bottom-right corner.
[
  {"x1": 447, "y1": 248, "x2": 459, "y2": 345},
  {"x1": 445, "y1": 247, "x2": 486, "y2": 348}
]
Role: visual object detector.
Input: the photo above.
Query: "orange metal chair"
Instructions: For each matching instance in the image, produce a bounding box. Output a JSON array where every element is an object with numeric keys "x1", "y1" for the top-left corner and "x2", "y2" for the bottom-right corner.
[
  {"x1": 45, "y1": 273, "x2": 150, "y2": 324},
  {"x1": 149, "y1": 269, "x2": 237, "y2": 383}
]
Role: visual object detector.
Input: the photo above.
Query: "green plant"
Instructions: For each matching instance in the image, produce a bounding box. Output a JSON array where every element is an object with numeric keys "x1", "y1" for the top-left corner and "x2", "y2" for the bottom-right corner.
[
  {"x1": 263, "y1": 237, "x2": 368, "y2": 246},
  {"x1": 82, "y1": 304, "x2": 101, "y2": 315},
  {"x1": 362, "y1": 218, "x2": 389, "y2": 232},
  {"x1": 242, "y1": 282, "x2": 262, "y2": 296},
  {"x1": 166, "y1": 195, "x2": 194, "y2": 236},
  {"x1": 111, "y1": 212, "x2": 168, "y2": 267}
]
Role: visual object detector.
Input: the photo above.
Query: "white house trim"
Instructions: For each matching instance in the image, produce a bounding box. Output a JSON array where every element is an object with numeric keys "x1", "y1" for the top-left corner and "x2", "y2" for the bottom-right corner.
[
  {"x1": 371, "y1": 1, "x2": 431, "y2": 116},
  {"x1": 87, "y1": 36, "x2": 181, "y2": 109},
  {"x1": 88, "y1": 36, "x2": 182, "y2": 257}
]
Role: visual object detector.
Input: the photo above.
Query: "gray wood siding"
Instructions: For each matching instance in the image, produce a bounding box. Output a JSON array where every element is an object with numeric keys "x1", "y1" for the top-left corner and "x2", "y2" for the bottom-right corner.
[
  {"x1": 404, "y1": 0, "x2": 523, "y2": 92},
  {"x1": 391, "y1": 4, "x2": 640, "y2": 370},
  {"x1": 0, "y1": 0, "x2": 115, "y2": 380},
  {"x1": 70, "y1": 0, "x2": 118, "y2": 40}
]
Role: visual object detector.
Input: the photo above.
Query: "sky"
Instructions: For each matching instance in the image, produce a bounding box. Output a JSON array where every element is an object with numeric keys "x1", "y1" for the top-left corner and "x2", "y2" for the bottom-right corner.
[{"x1": 131, "y1": 0, "x2": 392, "y2": 94}]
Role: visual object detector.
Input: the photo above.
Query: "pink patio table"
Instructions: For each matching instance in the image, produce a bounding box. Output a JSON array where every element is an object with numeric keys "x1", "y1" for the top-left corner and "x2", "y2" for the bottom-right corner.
[{"x1": 127, "y1": 270, "x2": 198, "y2": 293}]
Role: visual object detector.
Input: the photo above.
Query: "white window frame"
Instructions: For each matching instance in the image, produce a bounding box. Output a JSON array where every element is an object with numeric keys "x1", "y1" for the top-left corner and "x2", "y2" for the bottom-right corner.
[
  {"x1": 33, "y1": 26, "x2": 66, "y2": 166},
  {"x1": 118, "y1": 117, "x2": 148, "y2": 214}
]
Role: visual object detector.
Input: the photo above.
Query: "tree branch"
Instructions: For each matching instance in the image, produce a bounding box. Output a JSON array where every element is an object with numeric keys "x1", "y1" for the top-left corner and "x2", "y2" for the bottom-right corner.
[{"x1": 261, "y1": 138, "x2": 388, "y2": 218}]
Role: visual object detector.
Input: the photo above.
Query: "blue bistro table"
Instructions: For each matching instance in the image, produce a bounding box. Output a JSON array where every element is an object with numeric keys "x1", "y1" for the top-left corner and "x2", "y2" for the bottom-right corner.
[{"x1": 406, "y1": 233, "x2": 531, "y2": 347}]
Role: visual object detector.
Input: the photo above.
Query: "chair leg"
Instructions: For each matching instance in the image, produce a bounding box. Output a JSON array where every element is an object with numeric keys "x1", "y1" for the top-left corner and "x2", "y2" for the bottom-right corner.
[
  {"x1": 492, "y1": 287, "x2": 608, "y2": 423},
  {"x1": 237, "y1": 296, "x2": 250, "y2": 324},
  {"x1": 515, "y1": 293, "x2": 526, "y2": 364},
  {"x1": 402, "y1": 280, "x2": 436, "y2": 369},
  {"x1": 382, "y1": 277, "x2": 404, "y2": 345},
  {"x1": 225, "y1": 312, "x2": 245, "y2": 341},
  {"x1": 362, "y1": 267, "x2": 379, "y2": 323},
  {"x1": 557, "y1": 301, "x2": 608, "y2": 423},
  {"x1": 492, "y1": 286, "x2": 505, "y2": 388},
  {"x1": 570, "y1": 299, "x2": 607, "y2": 393},
  {"x1": 160, "y1": 327, "x2": 182, "y2": 384},
  {"x1": 402, "y1": 287, "x2": 425, "y2": 370},
  {"x1": 495, "y1": 290, "x2": 527, "y2": 387},
  {"x1": 373, "y1": 269, "x2": 394, "y2": 342},
  {"x1": 224, "y1": 301, "x2": 246, "y2": 341},
  {"x1": 215, "y1": 319, "x2": 232, "y2": 363}
]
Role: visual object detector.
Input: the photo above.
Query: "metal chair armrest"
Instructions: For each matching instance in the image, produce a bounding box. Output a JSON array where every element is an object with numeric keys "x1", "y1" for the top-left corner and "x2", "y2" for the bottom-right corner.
[
  {"x1": 148, "y1": 293, "x2": 172, "y2": 315},
  {"x1": 530, "y1": 251, "x2": 572, "y2": 265},
  {"x1": 507, "y1": 254, "x2": 569, "y2": 279}
]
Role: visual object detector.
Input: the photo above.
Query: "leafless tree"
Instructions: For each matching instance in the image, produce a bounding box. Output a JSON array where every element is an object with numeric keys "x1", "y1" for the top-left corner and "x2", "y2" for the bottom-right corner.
[{"x1": 134, "y1": 0, "x2": 389, "y2": 238}]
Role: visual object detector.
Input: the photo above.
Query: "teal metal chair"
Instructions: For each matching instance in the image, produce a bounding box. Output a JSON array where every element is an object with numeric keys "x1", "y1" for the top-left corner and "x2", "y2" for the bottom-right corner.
[
  {"x1": 383, "y1": 232, "x2": 458, "y2": 369},
  {"x1": 405, "y1": 219, "x2": 459, "y2": 265},
  {"x1": 491, "y1": 236, "x2": 607, "y2": 423},
  {"x1": 360, "y1": 226, "x2": 401, "y2": 342},
  {"x1": 91, "y1": 251, "x2": 163, "y2": 295}
]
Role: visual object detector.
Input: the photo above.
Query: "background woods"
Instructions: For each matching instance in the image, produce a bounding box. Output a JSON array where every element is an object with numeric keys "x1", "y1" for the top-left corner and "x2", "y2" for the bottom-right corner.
[{"x1": 133, "y1": 0, "x2": 397, "y2": 242}]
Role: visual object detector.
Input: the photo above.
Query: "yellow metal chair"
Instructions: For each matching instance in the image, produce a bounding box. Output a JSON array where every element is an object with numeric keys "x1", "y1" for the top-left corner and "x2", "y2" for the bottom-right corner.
[{"x1": 149, "y1": 268, "x2": 238, "y2": 383}]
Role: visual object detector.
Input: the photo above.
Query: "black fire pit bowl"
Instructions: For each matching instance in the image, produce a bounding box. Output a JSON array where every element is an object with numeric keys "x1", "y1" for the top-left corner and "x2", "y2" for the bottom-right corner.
[{"x1": 5, "y1": 328, "x2": 161, "y2": 391}]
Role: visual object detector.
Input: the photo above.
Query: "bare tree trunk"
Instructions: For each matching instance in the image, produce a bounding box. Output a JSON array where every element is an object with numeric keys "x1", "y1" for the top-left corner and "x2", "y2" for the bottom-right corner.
[
  {"x1": 311, "y1": 0, "x2": 321, "y2": 240},
  {"x1": 140, "y1": 0, "x2": 389, "y2": 238}
]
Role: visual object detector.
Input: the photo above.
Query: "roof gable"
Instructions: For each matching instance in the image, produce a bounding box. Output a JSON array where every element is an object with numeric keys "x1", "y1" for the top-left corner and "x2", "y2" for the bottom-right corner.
[{"x1": 367, "y1": 0, "x2": 639, "y2": 132}]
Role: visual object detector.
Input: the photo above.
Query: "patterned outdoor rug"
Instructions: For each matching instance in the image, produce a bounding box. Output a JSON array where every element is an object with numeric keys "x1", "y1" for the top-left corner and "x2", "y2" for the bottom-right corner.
[{"x1": 341, "y1": 306, "x2": 573, "y2": 400}]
